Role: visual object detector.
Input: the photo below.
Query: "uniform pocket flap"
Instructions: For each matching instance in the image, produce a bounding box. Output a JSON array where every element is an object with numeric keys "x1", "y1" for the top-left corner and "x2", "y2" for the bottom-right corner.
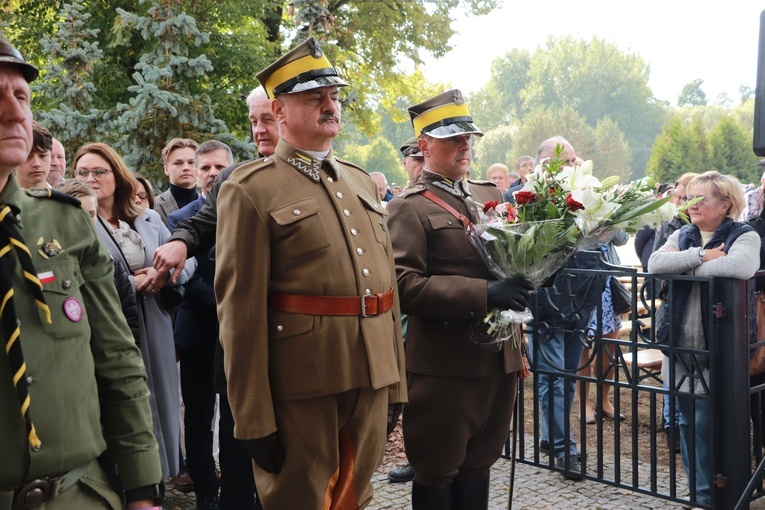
[
  {"x1": 428, "y1": 213, "x2": 462, "y2": 231},
  {"x1": 271, "y1": 198, "x2": 321, "y2": 226},
  {"x1": 36, "y1": 258, "x2": 84, "y2": 295},
  {"x1": 268, "y1": 311, "x2": 314, "y2": 340}
]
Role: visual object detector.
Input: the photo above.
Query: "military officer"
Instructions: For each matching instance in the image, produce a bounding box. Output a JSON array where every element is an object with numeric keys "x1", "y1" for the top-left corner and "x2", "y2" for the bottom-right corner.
[
  {"x1": 399, "y1": 137, "x2": 424, "y2": 189},
  {"x1": 214, "y1": 37, "x2": 406, "y2": 509},
  {"x1": 0, "y1": 34, "x2": 162, "y2": 509},
  {"x1": 386, "y1": 90, "x2": 532, "y2": 510}
]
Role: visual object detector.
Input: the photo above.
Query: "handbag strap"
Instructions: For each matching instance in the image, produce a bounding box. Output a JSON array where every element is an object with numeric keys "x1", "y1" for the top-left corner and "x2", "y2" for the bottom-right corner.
[
  {"x1": 98, "y1": 216, "x2": 135, "y2": 276},
  {"x1": 420, "y1": 190, "x2": 475, "y2": 232}
]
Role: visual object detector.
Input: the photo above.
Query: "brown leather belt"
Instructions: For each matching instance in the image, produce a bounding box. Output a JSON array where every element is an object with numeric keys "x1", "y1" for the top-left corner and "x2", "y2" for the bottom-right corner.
[
  {"x1": 269, "y1": 288, "x2": 394, "y2": 317},
  {"x1": 3, "y1": 460, "x2": 90, "y2": 510}
]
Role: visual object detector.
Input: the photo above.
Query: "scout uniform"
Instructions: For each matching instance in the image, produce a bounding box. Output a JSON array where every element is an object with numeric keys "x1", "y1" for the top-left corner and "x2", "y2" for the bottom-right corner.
[
  {"x1": 214, "y1": 37, "x2": 406, "y2": 510},
  {"x1": 0, "y1": 179, "x2": 161, "y2": 510},
  {"x1": 386, "y1": 90, "x2": 522, "y2": 508}
]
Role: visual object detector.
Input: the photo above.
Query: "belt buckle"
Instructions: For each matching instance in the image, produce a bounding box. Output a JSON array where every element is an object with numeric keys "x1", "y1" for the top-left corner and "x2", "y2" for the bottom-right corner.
[
  {"x1": 361, "y1": 290, "x2": 373, "y2": 318},
  {"x1": 13, "y1": 479, "x2": 51, "y2": 510}
]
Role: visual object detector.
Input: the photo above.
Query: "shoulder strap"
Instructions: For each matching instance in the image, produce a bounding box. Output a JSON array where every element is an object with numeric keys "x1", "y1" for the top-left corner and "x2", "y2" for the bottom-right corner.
[
  {"x1": 421, "y1": 189, "x2": 475, "y2": 231},
  {"x1": 97, "y1": 216, "x2": 134, "y2": 275}
]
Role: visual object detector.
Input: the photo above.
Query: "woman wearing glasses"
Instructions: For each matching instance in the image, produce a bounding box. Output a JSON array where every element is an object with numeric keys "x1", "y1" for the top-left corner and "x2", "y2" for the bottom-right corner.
[
  {"x1": 135, "y1": 174, "x2": 156, "y2": 210},
  {"x1": 649, "y1": 171, "x2": 759, "y2": 507},
  {"x1": 71, "y1": 142, "x2": 196, "y2": 480}
]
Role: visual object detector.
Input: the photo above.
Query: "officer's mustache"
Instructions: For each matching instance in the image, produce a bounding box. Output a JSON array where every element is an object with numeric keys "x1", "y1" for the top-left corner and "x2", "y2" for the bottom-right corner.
[{"x1": 319, "y1": 113, "x2": 340, "y2": 124}]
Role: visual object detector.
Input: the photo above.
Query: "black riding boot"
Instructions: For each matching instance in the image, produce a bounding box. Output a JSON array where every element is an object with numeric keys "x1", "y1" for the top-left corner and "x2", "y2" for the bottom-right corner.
[
  {"x1": 452, "y1": 476, "x2": 490, "y2": 510},
  {"x1": 411, "y1": 481, "x2": 453, "y2": 510}
]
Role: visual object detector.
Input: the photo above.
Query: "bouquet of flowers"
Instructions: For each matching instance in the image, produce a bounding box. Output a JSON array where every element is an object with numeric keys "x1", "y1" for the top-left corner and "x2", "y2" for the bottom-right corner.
[{"x1": 469, "y1": 147, "x2": 677, "y2": 351}]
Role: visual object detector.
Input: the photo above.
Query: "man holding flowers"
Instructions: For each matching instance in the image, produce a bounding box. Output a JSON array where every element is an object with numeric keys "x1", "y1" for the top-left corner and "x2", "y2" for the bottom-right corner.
[{"x1": 387, "y1": 89, "x2": 533, "y2": 509}]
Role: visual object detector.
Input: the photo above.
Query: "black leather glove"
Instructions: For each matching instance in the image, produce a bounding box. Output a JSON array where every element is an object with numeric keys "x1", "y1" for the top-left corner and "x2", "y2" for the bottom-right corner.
[
  {"x1": 387, "y1": 403, "x2": 404, "y2": 437},
  {"x1": 243, "y1": 432, "x2": 286, "y2": 474},
  {"x1": 487, "y1": 277, "x2": 534, "y2": 311}
]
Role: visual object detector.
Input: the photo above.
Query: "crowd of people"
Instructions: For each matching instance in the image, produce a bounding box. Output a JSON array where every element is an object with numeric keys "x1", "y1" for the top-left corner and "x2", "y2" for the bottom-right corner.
[{"x1": 3, "y1": 29, "x2": 765, "y2": 510}]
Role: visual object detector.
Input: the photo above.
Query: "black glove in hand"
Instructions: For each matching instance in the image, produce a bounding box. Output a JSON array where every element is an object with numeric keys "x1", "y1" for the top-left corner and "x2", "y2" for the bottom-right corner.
[
  {"x1": 387, "y1": 403, "x2": 404, "y2": 437},
  {"x1": 243, "y1": 432, "x2": 286, "y2": 474},
  {"x1": 487, "y1": 277, "x2": 534, "y2": 312}
]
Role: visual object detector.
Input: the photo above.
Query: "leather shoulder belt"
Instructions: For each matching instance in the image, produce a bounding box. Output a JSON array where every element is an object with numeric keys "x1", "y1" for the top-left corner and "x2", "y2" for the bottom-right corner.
[
  {"x1": 420, "y1": 189, "x2": 475, "y2": 231},
  {"x1": 269, "y1": 288, "x2": 394, "y2": 317}
]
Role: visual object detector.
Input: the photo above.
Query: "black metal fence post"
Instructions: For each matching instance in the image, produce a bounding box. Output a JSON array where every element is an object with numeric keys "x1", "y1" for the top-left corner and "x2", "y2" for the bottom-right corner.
[{"x1": 712, "y1": 277, "x2": 751, "y2": 509}]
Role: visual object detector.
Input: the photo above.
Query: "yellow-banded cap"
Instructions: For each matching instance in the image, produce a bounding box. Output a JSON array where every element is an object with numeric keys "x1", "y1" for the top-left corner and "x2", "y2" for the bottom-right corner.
[
  {"x1": 256, "y1": 36, "x2": 348, "y2": 99},
  {"x1": 408, "y1": 89, "x2": 483, "y2": 139},
  {"x1": 0, "y1": 32, "x2": 38, "y2": 83}
]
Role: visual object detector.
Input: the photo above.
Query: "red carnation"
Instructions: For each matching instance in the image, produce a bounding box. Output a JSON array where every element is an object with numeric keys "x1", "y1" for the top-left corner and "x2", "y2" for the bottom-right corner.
[
  {"x1": 483, "y1": 200, "x2": 499, "y2": 214},
  {"x1": 566, "y1": 194, "x2": 585, "y2": 211},
  {"x1": 514, "y1": 191, "x2": 536, "y2": 205}
]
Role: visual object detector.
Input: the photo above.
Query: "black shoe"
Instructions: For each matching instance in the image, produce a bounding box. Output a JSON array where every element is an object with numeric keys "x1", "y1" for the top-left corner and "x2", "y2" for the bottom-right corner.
[
  {"x1": 541, "y1": 440, "x2": 584, "y2": 462},
  {"x1": 556, "y1": 456, "x2": 585, "y2": 482},
  {"x1": 388, "y1": 462, "x2": 415, "y2": 483},
  {"x1": 196, "y1": 496, "x2": 219, "y2": 510}
]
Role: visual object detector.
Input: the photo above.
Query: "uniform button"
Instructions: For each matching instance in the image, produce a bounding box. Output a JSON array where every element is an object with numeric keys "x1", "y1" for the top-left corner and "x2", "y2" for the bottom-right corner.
[
  {"x1": 443, "y1": 321, "x2": 449, "y2": 326},
  {"x1": 62, "y1": 280, "x2": 72, "y2": 290},
  {"x1": 356, "y1": 248, "x2": 363, "y2": 255},
  {"x1": 373, "y1": 204, "x2": 379, "y2": 209},
  {"x1": 327, "y1": 177, "x2": 334, "y2": 183},
  {"x1": 336, "y1": 191, "x2": 344, "y2": 199},
  {"x1": 470, "y1": 206, "x2": 476, "y2": 211},
  {"x1": 276, "y1": 325, "x2": 283, "y2": 332},
  {"x1": 23, "y1": 487, "x2": 45, "y2": 504},
  {"x1": 264, "y1": 157, "x2": 270, "y2": 163},
  {"x1": 365, "y1": 289, "x2": 371, "y2": 294},
  {"x1": 293, "y1": 209, "x2": 301, "y2": 216},
  {"x1": 26, "y1": 376, "x2": 35, "y2": 385},
  {"x1": 343, "y1": 209, "x2": 351, "y2": 216},
  {"x1": 362, "y1": 268, "x2": 370, "y2": 276},
  {"x1": 468, "y1": 312, "x2": 476, "y2": 318},
  {"x1": 447, "y1": 221, "x2": 453, "y2": 226},
  {"x1": 350, "y1": 228, "x2": 358, "y2": 235}
]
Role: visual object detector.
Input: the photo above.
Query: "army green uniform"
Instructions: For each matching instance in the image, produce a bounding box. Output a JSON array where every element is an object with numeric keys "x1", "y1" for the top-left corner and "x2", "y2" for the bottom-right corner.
[
  {"x1": 0, "y1": 177, "x2": 161, "y2": 509},
  {"x1": 215, "y1": 140, "x2": 406, "y2": 509}
]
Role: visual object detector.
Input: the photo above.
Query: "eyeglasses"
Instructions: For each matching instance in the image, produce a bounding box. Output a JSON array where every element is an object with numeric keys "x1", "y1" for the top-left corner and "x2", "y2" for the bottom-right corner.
[
  {"x1": 74, "y1": 167, "x2": 112, "y2": 179},
  {"x1": 135, "y1": 191, "x2": 148, "y2": 200},
  {"x1": 684, "y1": 195, "x2": 725, "y2": 206}
]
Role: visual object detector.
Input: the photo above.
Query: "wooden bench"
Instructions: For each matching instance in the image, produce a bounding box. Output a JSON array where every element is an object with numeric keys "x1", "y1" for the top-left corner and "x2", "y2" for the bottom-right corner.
[{"x1": 622, "y1": 345, "x2": 663, "y2": 384}]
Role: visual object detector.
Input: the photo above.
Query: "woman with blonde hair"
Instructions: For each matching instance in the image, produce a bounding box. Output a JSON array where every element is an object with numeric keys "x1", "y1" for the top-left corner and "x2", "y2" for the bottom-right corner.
[
  {"x1": 485, "y1": 163, "x2": 511, "y2": 194},
  {"x1": 72, "y1": 142, "x2": 195, "y2": 479},
  {"x1": 649, "y1": 171, "x2": 759, "y2": 506}
]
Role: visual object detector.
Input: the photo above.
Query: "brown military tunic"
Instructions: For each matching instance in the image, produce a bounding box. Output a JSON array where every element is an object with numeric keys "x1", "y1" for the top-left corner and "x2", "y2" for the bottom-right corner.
[
  {"x1": 215, "y1": 140, "x2": 406, "y2": 508},
  {"x1": 386, "y1": 169, "x2": 521, "y2": 486}
]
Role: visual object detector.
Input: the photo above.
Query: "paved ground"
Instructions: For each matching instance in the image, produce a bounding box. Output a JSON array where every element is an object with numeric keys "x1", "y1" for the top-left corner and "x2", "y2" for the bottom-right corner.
[{"x1": 165, "y1": 436, "x2": 737, "y2": 510}]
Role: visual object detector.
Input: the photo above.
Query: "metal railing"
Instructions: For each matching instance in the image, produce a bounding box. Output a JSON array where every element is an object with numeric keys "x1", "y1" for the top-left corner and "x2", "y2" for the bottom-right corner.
[{"x1": 503, "y1": 261, "x2": 765, "y2": 510}]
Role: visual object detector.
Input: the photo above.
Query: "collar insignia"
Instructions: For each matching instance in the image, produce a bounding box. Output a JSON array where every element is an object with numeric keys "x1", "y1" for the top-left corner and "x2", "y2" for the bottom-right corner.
[{"x1": 287, "y1": 154, "x2": 321, "y2": 182}]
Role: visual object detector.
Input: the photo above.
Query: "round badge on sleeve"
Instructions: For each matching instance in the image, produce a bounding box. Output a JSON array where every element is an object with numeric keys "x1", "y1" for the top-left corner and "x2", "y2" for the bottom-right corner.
[{"x1": 63, "y1": 297, "x2": 83, "y2": 322}]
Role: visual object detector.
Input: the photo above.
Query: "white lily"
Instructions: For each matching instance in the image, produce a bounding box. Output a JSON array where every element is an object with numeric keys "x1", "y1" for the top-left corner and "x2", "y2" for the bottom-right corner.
[{"x1": 558, "y1": 163, "x2": 602, "y2": 192}]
